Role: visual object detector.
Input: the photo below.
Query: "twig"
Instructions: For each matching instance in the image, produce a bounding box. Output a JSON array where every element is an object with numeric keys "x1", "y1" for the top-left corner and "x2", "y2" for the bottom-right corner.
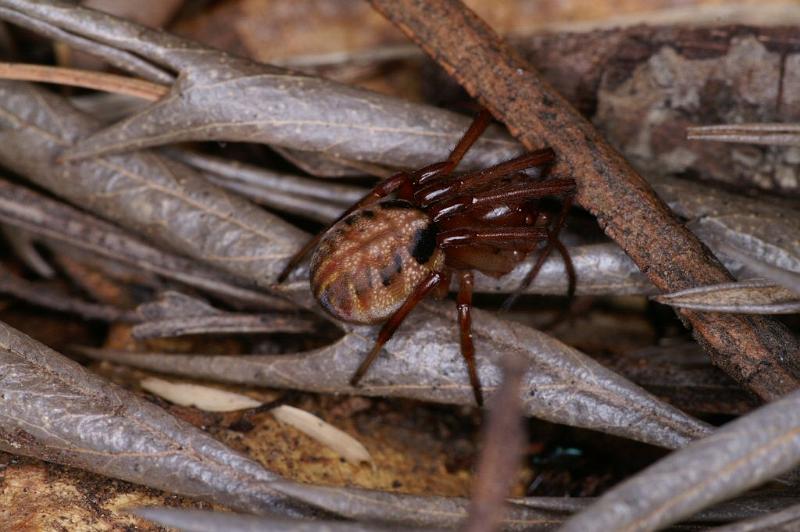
[
  {"x1": 464, "y1": 355, "x2": 527, "y2": 532},
  {"x1": 367, "y1": 0, "x2": 800, "y2": 400},
  {"x1": 0, "y1": 62, "x2": 167, "y2": 100}
]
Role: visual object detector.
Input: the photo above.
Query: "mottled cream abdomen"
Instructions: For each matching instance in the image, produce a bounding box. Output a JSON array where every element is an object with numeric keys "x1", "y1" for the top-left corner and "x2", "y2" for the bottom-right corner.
[{"x1": 310, "y1": 200, "x2": 444, "y2": 324}]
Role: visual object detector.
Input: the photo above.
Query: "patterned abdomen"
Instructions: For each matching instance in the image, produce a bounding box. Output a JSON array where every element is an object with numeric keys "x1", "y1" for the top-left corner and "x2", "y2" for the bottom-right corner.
[{"x1": 310, "y1": 200, "x2": 444, "y2": 324}]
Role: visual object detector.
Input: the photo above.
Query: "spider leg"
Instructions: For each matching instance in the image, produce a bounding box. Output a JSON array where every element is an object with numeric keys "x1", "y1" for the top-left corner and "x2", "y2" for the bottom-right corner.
[
  {"x1": 415, "y1": 148, "x2": 555, "y2": 207},
  {"x1": 415, "y1": 109, "x2": 494, "y2": 187},
  {"x1": 501, "y1": 196, "x2": 575, "y2": 311},
  {"x1": 277, "y1": 171, "x2": 411, "y2": 282},
  {"x1": 350, "y1": 271, "x2": 444, "y2": 387},
  {"x1": 457, "y1": 270, "x2": 483, "y2": 406},
  {"x1": 438, "y1": 227, "x2": 548, "y2": 249},
  {"x1": 430, "y1": 178, "x2": 575, "y2": 222}
]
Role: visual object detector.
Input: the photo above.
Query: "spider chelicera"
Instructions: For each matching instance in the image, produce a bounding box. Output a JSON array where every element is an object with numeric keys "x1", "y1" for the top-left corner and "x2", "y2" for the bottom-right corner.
[{"x1": 278, "y1": 111, "x2": 576, "y2": 406}]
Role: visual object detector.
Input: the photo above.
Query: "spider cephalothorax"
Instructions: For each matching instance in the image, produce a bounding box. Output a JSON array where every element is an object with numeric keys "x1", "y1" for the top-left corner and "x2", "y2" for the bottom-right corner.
[{"x1": 279, "y1": 111, "x2": 576, "y2": 406}]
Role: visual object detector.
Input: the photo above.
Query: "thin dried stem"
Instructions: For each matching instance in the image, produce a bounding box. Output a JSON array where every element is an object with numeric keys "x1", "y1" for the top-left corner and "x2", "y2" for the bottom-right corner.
[{"x1": 0, "y1": 62, "x2": 167, "y2": 100}]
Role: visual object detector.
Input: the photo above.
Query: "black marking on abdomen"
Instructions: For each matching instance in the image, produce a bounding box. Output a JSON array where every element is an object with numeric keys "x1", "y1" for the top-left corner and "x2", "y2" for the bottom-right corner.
[
  {"x1": 380, "y1": 254, "x2": 404, "y2": 287},
  {"x1": 410, "y1": 222, "x2": 438, "y2": 264}
]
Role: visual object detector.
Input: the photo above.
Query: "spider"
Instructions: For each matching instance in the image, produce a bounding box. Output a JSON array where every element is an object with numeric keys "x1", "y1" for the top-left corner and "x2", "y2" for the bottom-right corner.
[{"x1": 278, "y1": 111, "x2": 576, "y2": 406}]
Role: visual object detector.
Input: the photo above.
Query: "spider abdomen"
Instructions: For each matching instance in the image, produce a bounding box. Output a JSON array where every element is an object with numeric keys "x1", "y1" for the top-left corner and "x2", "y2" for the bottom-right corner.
[{"x1": 310, "y1": 200, "x2": 444, "y2": 324}]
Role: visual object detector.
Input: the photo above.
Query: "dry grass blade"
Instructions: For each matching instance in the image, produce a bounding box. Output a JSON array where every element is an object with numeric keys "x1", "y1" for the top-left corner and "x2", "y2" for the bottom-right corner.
[
  {"x1": 0, "y1": 177, "x2": 284, "y2": 309},
  {"x1": 133, "y1": 507, "x2": 429, "y2": 532},
  {"x1": 688, "y1": 123, "x2": 800, "y2": 146},
  {"x1": 77, "y1": 297, "x2": 713, "y2": 450},
  {"x1": 365, "y1": 0, "x2": 800, "y2": 402},
  {"x1": 653, "y1": 279, "x2": 800, "y2": 314},
  {"x1": 0, "y1": 321, "x2": 307, "y2": 516},
  {"x1": 464, "y1": 356, "x2": 527, "y2": 532},
  {"x1": 559, "y1": 389, "x2": 800, "y2": 532},
  {"x1": 0, "y1": 0, "x2": 521, "y2": 170}
]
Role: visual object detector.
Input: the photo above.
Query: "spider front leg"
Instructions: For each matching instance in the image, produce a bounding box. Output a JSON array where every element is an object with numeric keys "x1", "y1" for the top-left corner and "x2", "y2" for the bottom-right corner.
[
  {"x1": 350, "y1": 271, "x2": 444, "y2": 387},
  {"x1": 457, "y1": 270, "x2": 483, "y2": 406}
]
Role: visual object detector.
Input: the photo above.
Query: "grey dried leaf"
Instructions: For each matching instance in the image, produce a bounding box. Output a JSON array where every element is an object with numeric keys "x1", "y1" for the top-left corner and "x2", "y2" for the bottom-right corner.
[
  {"x1": 0, "y1": 263, "x2": 135, "y2": 321},
  {"x1": 0, "y1": 320, "x2": 307, "y2": 516},
  {"x1": 653, "y1": 279, "x2": 800, "y2": 314},
  {"x1": 0, "y1": 81, "x2": 305, "y2": 290},
  {"x1": 711, "y1": 502, "x2": 800, "y2": 532},
  {"x1": 688, "y1": 123, "x2": 800, "y2": 146},
  {"x1": 272, "y1": 146, "x2": 374, "y2": 178},
  {"x1": 271, "y1": 481, "x2": 563, "y2": 531},
  {"x1": 134, "y1": 507, "x2": 429, "y2": 532},
  {"x1": 272, "y1": 482, "x2": 800, "y2": 530},
  {"x1": 652, "y1": 176, "x2": 800, "y2": 292},
  {"x1": 170, "y1": 149, "x2": 365, "y2": 207},
  {"x1": 610, "y1": 342, "x2": 757, "y2": 416},
  {"x1": 77, "y1": 296, "x2": 712, "y2": 449},
  {"x1": 0, "y1": 0, "x2": 521, "y2": 168},
  {"x1": 132, "y1": 290, "x2": 318, "y2": 339},
  {"x1": 172, "y1": 149, "x2": 363, "y2": 224},
  {"x1": 0, "y1": 176, "x2": 285, "y2": 309},
  {"x1": 559, "y1": 388, "x2": 800, "y2": 532}
]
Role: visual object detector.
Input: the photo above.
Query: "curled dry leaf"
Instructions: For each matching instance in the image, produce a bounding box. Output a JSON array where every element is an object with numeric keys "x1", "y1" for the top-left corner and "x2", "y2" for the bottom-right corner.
[
  {"x1": 0, "y1": 320, "x2": 307, "y2": 516},
  {"x1": 0, "y1": 81, "x2": 305, "y2": 288},
  {"x1": 271, "y1": 405, "x2": 371, "y2": 464},
  {"x1": 272, "y1": 481, "x2": 563, "y2": 531},
  {"x1": 652, "y1": 175, "x2": 800, "y2": 294},
  {"x1": 0, "y1": 0, "x2": 521, "y2": 169},
  {"x1": 77, "y1": 297, "x2": 713, "y2": 450},
  {"x1": 134, "y1": 507, "x2": 428, "y2": 532},
  {"x1": 271, "y1": 482, "x2": 800, "y2": 530},
  {"x1": 0, "y1": 176, "x2": 285, "y2": 309},
  {"x1": 0, "y1": 263, "x2": 136, "y2": 322},
  {"x1": 559, "y1": 388, "x2": 800, "y2": 532},
  {"x1": 140, "y1": 377, "x2": 263, "y2": 412},
  {"x1": 132, "y1": 291, "x2": 319, "y2": 339},
  {"x1": 653, "y1": 279, "x2": 800, "y2": 314},
  {"x1": 170, "y1": 149, "x2": 365, "y2": 224}
]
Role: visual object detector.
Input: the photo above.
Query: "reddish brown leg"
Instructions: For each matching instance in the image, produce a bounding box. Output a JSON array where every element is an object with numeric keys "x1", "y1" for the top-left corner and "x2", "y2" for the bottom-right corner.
[
  {"x1": 438, "y1": 227, "x2": 548, "y2": 249},
  {"x1": 430, "y1": 178, "x2": 575, "y2": 222},
  {"x1": 277, "y1": 172, "x2": 410, "y2": 282},
  {"x1": 415, "y1": 109, "x2": 494, "y2": 187},
  {"x1": 415, "y1": 147, "x2": 555, "y2": 206},
  {"x1": 457, "y1": 270, "x2": 483, "y2": 406},
  {"x1": 350, "y1": 271, "x2": 444, "y2": 387},
  {"x1": 501, "y1": 197, "x2": 576, "y2": 311}
]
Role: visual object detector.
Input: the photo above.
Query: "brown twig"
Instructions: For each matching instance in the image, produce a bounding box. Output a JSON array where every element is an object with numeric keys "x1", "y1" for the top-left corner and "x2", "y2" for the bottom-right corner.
[
  {"x1": 463, "y1": 355, "x2": 527, "y2": 532},
  {"x1": 367, "y1": 0, "x2": 800, "y2": 400},
  {"x1": 0, "y1": 62, "x2": 167, "y2": 100}
]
